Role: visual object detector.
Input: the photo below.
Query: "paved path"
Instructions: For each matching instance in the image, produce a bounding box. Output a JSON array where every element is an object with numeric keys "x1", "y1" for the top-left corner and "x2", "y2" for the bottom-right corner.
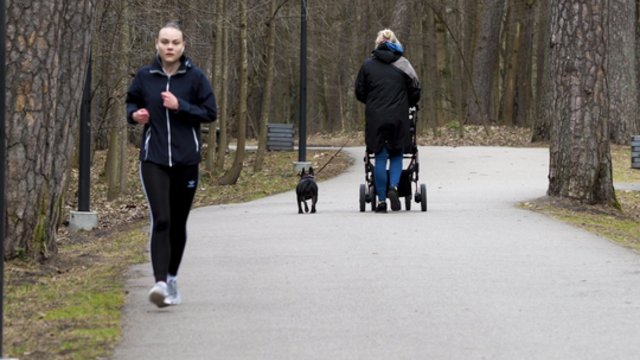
[{"x1": 113, "y1": 147, "x2": 640, "y2": 360}]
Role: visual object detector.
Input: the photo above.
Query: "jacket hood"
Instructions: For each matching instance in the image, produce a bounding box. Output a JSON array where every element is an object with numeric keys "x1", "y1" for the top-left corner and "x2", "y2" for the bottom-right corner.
[{"x1": 372, "y1": 43, "x2": 402, "y2": 64}]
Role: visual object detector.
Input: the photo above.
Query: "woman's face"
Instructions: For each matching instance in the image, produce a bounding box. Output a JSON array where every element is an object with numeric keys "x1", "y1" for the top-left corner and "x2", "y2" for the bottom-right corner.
[{"x1": 156, "y1": 27, "x2": 184, "y2": 66}]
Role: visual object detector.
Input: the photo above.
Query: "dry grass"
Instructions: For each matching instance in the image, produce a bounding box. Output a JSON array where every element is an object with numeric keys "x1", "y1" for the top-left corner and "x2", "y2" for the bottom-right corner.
[
  {"x1": 521, "y1": 145, "x2": 640, "y2": 252},
  {"x1": 4, "y1": 146, "x2": 352, "y2": 360}
]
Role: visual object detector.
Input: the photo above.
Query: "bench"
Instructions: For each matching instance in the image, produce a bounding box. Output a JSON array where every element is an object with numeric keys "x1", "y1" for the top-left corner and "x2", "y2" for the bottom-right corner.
[
  {"x1": 632, "y1": 135, "x2": 640, "y2": 169},
  {"x1": 267, "y1": 123, "x2": 294, "y2": 151}
]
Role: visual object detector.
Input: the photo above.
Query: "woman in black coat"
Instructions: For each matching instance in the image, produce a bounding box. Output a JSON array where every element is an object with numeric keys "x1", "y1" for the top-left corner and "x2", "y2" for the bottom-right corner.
[{"x1": 355, "y1": 29, "x2": 420, "y2": 212}]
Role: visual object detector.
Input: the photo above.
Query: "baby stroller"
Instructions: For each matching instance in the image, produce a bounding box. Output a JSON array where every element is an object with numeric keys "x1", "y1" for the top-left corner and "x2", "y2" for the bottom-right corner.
[{"x1": 359, "y1": 106, "x2": 427, "y2": 212}]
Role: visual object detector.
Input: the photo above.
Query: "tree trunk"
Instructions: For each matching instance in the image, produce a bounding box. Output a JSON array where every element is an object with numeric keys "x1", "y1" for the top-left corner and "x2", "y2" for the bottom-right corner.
[
  {"x1": 105, "y1": 0, "x2": 130, "y2": 201},
  {"x1": 637, "y1": 0, "x2": 640, "y2": 136},
  {"x1": 206, "y1": 0, "x2": 224, "y2": 174},
  {"x1": 391, "y1": 0, "x2": 412, "y2": 40},
  {"x1": 215, "y1": 0, "x2": 230, "y2": 173},
  {"x1": 92, "y1": 1, "x2": 117, "y2": 151},
  {"x1": 532, "y1": 0, "x2": 552, "y2": 142},
  {"x1": 499, "y1": 0, "x2": 523, "y2": 126},
  {"x1": 547, "y1": 0, "x2": 617, "y2": 206},
  {"x1": 422, "y1": 1, "x2": 438, "y2": 131},
  {"x1": 608, "y1": 0, "x2": 638, "y2": 144},
  {"x1": 218, "y1": 0, "x2": 248, "y2": 186},
  {"x1": 254, "y1": 0, "x2": 278, "y2": 172},
  {"x1": 447, "y1": 0, "x2": 466, "y2": 125},
  {"x1": 5, "y1": 0, "x2": 95, "y2": 259},
  {"x1": 464, "y1": 0, "x2": 505, "y2": 126},
  {"x1": 514, "y1": 0, "x2": 536, "y2": 128}
]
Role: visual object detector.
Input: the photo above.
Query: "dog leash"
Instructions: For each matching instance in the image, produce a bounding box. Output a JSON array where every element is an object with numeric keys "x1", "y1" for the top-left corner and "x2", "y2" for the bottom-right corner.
[{"x1": 315, "y1": 140, "x2": 350, "y2": 176}]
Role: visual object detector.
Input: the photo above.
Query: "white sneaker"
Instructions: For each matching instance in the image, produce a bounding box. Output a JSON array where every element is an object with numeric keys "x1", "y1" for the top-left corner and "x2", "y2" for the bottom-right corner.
[
  {"x1": 165, "y1": 278, "x2": 181, "y2": 305},
  {"x1": 148, "y1": 282, "x2": 169, "y2": 308}
]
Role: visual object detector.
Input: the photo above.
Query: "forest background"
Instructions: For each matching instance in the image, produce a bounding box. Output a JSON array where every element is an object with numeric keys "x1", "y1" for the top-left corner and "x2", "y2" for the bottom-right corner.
[{"x1": 6, "y1": 0, "x2": 640, "y2": 259}]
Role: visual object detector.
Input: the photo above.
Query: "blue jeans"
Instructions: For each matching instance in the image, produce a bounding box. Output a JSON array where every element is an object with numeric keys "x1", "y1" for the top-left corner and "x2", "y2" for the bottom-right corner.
[{"x1": 374, "y1": 147, "x2": 403, "y2": 201}]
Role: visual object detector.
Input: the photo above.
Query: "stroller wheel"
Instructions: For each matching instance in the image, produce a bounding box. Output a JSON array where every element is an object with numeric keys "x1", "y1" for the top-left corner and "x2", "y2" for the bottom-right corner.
[
  {"x1": 420, "y1": 183, "x2": 427, "y2": 212},
  {"x1": 359, "y1": 184, "x2": 366, "y2": 212}
]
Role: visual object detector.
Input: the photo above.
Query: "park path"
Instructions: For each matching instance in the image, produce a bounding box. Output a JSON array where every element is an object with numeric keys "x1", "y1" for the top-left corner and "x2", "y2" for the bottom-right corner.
[{"x1": 113, "y1": 146, "x2": 640, "y2": 360}]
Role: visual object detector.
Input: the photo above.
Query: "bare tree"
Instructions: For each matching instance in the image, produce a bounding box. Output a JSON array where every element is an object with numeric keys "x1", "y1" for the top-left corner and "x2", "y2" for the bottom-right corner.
[
  {"x1": 547, "y1": 0, "x2": 617, "y2": 205},
  {"x1": 513, "y1": 0, "x2": 536, "y2": 127},
  {"x1": 215, "y1": 0, "x2": 231, "y2": 173},
  {"x1": 463, "y1": 0, "x2": 505, "y2": 125},
  {"x1": 254, "y1": 0, "x2": 280, "y2": 172},
  {"x1": 206, "y1": 0, "x2": 226, "y2": 174},
  {"x1": 103, "y1": 0, "x2": 130, "y2": 200},
  {"x1": 532, "y1": 0, "x2": 552, "y2": 142},
  {"x1": 499, "y1": 0, "x2": 527, "y2": 126},
  {"x1": 219, "y1": 0, "x2": 248, "y2": 185}
]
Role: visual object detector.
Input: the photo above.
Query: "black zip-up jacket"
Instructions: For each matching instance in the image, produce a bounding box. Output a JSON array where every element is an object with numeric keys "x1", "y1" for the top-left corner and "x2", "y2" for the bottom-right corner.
[
  {"x1": 355, "y1": 44, "x2": 420, "y2": 154},
  {"x1": 126, "y1": 55, "x2": 217, "y2": 167}
]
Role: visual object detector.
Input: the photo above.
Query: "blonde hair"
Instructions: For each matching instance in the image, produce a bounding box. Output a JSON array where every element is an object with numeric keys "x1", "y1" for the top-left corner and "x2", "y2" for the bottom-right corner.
[{"x1": 375, "y1": 29, "x2": 399, "y2": 47}]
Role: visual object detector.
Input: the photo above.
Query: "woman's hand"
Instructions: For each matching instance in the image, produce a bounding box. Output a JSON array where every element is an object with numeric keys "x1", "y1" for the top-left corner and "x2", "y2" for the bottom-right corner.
[
  {"x1": 161, "y1": 91, "x2": 179, "y2": 110},
  {"x1": 133, "y1": 108, "x2": 150, "y2": 124}
]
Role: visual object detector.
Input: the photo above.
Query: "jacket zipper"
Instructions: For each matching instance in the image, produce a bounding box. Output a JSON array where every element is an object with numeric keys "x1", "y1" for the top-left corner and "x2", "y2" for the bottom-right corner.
[
  {"x1": 150, "y1": 67, "x2": 190, "y2": 167},
  {"x1": 165, "y1": 76, "x2": 173, "y2": 167}
]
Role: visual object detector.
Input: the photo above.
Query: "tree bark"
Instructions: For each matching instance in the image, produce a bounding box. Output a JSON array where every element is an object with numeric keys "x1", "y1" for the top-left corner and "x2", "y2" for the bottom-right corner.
[
  {"x1": 215, "y1": 0, "x2": 230, "y2": 173},
  {"x1": 391, "y1": 0, "x2": 412, "y2": 40},
  {"x1": 499, "y1": 0, "x2": 524, "y2": 126},
  {"x1": 532, "y1": 0, "x2": 552, "y2": 142},
  {"x1": 207, "y1": 0, "x2": 225, "y2": 174},
  {"x1": 547, "y1": 0, "x2": 617, "y2": 206},
  {"x1": 421, "y1": 1, "x2": 438, "y2": 131},
  {"x1": 254, "y1": 0, "x2": 278, "y2": 172},
  {"x1": 464, "y1": 0, "x2": 505, "y2": 125},
  {"x1": 608, "y1": 0, "x2": 638, "y2": 143},
  {"x1": 514, "y1": 0, "x2": 536, "y2": 128},
  {"x1": 104, "y1": 0, "x2": 130, "y2": 200},
  {"x1": 218, "y1": 0, "x2": 248, "y2": 186},
  {"x1": 5, "y1": 0, "x2": 95, "y2": 259}
]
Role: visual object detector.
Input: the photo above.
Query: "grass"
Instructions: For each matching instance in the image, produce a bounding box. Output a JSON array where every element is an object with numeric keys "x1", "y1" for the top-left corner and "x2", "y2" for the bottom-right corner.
[
  {"x1": 521, "y1": 144, "x2": 640, "y2": 252},
  {"x1": 4, "y1": 138, "x2": 640, "y2": 359},
  {"x1": 611, "y1": 144, "x2": 640, "y2": 183},
  {"x1": 4, "y1": 148, "x2": 352, "y2": 359},
  {"x1": 523, "y1": 197, "x2": 640, "y2": 251},
  {"x1": 5, "y1": 228, "x2": 147, "y2": 359}
]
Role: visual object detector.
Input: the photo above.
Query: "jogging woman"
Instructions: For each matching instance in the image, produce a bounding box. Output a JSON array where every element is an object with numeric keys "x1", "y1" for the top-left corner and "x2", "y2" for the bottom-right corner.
[{"x1": 126, "y1": 22, "x2": 217, "y2": 307}]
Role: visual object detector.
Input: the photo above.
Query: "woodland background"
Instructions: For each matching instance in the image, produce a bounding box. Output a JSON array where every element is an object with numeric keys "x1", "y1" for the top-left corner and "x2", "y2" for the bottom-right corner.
[{"x1": 3, "y1": 0, "x2": 639, "y2": 259}]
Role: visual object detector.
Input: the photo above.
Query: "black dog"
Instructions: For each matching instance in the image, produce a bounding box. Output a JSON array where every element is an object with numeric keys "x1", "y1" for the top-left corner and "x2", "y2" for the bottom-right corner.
[{"x1": 296, "y1": 167, "x2": 318, "y2": 214}]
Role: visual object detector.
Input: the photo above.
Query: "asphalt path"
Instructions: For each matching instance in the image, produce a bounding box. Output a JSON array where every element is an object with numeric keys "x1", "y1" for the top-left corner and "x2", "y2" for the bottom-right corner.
[{"x1": 113, "y1": 146, "x2": 640, "y2": 360}]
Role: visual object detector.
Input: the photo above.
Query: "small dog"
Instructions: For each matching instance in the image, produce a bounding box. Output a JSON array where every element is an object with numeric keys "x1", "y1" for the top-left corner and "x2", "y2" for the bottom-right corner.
[{"x1": 296, "y1": 167, "x2": 318, "y2": 214}]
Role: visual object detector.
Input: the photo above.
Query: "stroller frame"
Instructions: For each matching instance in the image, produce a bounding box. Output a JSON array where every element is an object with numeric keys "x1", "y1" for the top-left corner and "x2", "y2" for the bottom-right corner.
[{"x1": 359, "y1": 107, "x2": 427, "y2": 212}]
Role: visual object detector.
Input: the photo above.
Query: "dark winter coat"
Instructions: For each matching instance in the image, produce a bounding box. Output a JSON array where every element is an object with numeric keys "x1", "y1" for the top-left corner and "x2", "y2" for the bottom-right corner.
[
  {"x1": 355, "y1": 43, "x2": 421, "y2": 154},
  {"x1": 126, "y1": 55, "x2": 217, "y2": 167}
]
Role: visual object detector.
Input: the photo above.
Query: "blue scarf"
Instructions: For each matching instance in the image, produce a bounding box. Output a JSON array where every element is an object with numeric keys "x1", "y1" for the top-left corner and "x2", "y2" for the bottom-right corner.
[{"x1": 384, "y1": 41, "x2": 404, "y2": 55}]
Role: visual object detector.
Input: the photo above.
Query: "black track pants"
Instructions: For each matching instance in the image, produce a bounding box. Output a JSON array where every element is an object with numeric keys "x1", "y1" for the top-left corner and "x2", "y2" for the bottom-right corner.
[{"x1": 140, "y1": 162, "x2": 198, "y2": 283}]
